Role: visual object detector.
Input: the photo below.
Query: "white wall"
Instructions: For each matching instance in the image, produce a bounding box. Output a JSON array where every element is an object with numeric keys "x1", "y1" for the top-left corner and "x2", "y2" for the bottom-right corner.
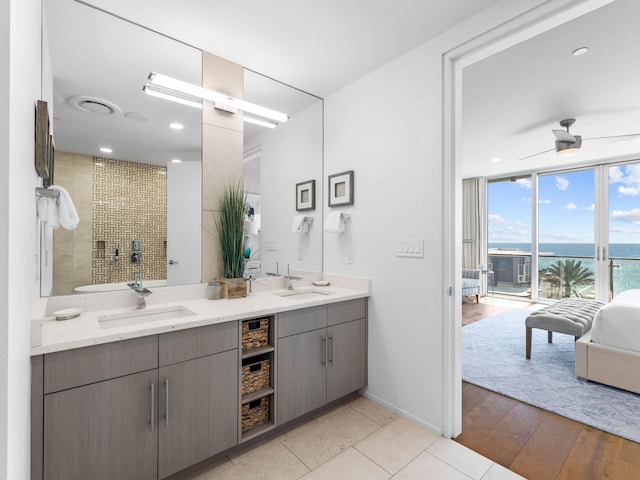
[
  {"x1": 323, "y1": 0, "x2": 549, "y2": 432},
  {"x1": 247, "y1": 101, "x2": 323, "y2": 276},
  {"x1": 2, "y1": 0, "x2": 43, "y2": 477}
]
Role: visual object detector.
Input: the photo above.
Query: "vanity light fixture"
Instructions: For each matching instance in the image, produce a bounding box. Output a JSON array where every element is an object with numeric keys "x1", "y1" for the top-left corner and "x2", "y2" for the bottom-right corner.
[
  {"x1": 143, "y1": 84, "x2": 203, "y2": 110},
  {"x1": 171, "y1": 159, "x2": 182, "y2": 164},
  {"x1": 244, "y1": 116, "x2": 277, "y2": 129},
  {"x1": 144, "y1": 72, "x2": 288, "y2": 124}
]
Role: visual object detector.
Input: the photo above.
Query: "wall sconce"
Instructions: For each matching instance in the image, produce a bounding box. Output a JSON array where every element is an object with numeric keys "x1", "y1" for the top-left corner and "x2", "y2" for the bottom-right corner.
[{"x1": 143, "y1": 72, "x2": 288, "y2": 125}]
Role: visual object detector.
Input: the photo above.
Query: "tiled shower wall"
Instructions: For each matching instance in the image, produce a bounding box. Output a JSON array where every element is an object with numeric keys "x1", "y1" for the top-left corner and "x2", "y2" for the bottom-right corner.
[{"x1": 53, "y1": 152, "x2": 167, "y2": 294}]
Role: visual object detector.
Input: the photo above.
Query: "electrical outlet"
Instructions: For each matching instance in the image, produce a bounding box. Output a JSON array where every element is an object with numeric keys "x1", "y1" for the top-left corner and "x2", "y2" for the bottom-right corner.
[{"x1": 347, "y1": 249, "x2": 355, "y2": 264}]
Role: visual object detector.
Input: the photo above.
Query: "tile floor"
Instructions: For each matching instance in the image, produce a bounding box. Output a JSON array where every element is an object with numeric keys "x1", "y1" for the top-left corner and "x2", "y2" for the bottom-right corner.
[{"x1": 180, "y1": 396, "x2": 524, "y2": 480}]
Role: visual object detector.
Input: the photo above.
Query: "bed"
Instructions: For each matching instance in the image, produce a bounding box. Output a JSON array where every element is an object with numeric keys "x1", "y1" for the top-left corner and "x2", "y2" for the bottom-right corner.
[{"x1": 575, "y1": 289, "x2": 640, "y2": 394}]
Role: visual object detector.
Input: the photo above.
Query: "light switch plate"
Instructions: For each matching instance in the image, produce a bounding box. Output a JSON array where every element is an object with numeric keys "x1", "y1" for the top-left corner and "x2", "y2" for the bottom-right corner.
[{"x1": 397, "y1": 238, "x2": 423, "y2": 258}]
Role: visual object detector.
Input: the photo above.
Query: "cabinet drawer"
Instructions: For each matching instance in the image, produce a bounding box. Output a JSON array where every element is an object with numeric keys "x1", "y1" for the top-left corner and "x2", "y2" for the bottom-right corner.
[
  {"x1": 159, "y1": 321, "x2": 238, "y2": 367},
  {"x1": 277, "y1": 305, "x2": 326, "y2": 338},
  {"x1": 327, "y1": 298, "x2": 366, "y2": 326},
  {"x1": 44, "y1": 336, "x2": 158, "y2": 394}
]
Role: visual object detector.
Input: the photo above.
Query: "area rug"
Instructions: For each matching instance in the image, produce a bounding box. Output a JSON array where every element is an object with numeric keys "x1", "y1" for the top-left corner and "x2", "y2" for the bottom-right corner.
[{"x1": 462, "y1": 309, "x2": 640, "y2": 444}]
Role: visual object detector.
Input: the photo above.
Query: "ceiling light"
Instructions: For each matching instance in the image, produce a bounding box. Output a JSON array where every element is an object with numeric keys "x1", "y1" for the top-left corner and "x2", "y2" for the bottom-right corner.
[
  {"x1": 171, "y1": 159, "x2": 182, "y2": 163},
  {"x1": 490, "y1": 157, "x2": 501, "y2": 163},
  {"x1": 244, "y1": 116, "x2": 277, "y2": 129},
  {"x1": 146, "y1": 72, "x2": 288, "y2": 123},
  {"x1": 143, "y1": 85, "x2": 203, "y2": 110},
  {"x1": 169, "y1": 122, "x2": 184, "y2": 130},
  {"x1": 572, "y1": 46, "x2": 589, "y2": 56},
  {"x1": 99, "y1": 147, "x2": 113, "y2": 154}
]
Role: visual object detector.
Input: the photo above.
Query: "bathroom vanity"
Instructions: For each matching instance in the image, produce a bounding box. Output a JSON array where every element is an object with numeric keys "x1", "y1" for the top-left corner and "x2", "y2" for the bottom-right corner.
[{"x1": 30, "y1": 277, "x2": 368, "y2": 480}]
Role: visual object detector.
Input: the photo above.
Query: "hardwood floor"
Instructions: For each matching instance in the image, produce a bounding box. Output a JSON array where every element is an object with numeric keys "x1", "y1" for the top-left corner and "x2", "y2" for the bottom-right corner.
[{"x1": 458, "y1": 298, "x2": 640, "y2": 479}]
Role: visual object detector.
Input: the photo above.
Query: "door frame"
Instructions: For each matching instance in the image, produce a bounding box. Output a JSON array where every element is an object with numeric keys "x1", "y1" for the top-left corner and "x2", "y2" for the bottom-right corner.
[{"x1": 442, "y1": 0, "x2": 616, "y2": 438}]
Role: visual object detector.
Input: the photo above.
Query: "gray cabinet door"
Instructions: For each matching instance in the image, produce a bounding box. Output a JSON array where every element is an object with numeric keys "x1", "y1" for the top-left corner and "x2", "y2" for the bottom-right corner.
[
  {"x1": 277, "y1": 328, "x2": 327, "y2": 424},
  {"x1": 43, "y1": 369, "x2": 158, "y2": 480},
  {"x1": 327, "y1": 318, "x2": 367, "y2": 403},
  {"x1": 158, "y1": 349, "x2": 238, "y2": 478}
]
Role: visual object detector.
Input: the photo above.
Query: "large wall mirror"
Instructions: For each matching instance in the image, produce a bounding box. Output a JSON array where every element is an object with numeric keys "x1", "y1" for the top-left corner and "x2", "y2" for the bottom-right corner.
[{"x1": 42, "y1": 0, "x2": 323, "y2": 297}]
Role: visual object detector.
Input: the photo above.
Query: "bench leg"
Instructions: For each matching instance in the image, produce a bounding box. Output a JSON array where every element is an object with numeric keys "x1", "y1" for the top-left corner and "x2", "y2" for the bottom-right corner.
[
  {"x1": 475, "y1": 294, "x2": 479, "y2": 304},
  {"x1": 526, "y1": 327, "x2": 532, "y2": 359},
  {"x1": 548, "y1": 331, "x2": 553, "y2": 344}
]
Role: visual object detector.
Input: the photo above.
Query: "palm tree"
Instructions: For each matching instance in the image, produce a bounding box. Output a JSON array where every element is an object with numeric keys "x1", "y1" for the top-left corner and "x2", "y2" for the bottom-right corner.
[{"x1": 541, "y1": 259, "x2": 594, "y2": 298}]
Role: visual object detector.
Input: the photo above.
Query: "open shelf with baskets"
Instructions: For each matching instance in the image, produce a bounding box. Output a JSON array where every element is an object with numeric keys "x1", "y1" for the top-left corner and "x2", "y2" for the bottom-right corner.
[{"x1": 239, "y1": 316, "x2": 275, "y2": 442}]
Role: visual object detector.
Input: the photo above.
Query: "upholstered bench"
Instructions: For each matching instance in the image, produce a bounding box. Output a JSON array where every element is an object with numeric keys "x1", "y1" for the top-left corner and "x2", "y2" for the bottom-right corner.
[{"x1": 525, "y1": 298, "x2": 604, "y2": 359}]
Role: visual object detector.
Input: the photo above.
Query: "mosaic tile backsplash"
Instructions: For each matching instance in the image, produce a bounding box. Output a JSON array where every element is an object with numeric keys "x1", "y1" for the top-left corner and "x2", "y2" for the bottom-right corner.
[{"x1": 52, "y1": 153, "x2": 166, "y2": 294}]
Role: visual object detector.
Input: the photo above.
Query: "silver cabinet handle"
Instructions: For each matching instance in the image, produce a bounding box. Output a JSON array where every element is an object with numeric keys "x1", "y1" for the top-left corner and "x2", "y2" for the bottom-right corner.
[
  {"x1": 321, "y1": 337, "x2": 327, "y2": 365},
  {"x1": 603, "y1": 247, "x2": 608, "y2": 261},
  {"x1": 150, "y1": 382, "x2": 155, "y2": 432},
  {"x1": 164, "y1": 378, "x2": 169, "y2": 427},
  {"x1": 328, "y1": 336, "x2": 334, "y2": 365},
  {"x1": 596, "y1": 246, "x2": 600, "y2": 261},
  {"x1": 168, "y1": 260, "x2": 179, "y2": 265}
]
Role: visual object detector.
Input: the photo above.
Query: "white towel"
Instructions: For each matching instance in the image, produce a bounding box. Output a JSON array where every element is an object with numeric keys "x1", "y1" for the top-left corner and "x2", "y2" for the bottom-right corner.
[
  {"x1": 324, "y1": 211, "x2": 347, "y2": 233},
  {"x1": 50, "y1": 185, "x2": 80, "y2": 230},
  {"x1": 292, "y1": 215, "x2": 306, "y2": 233}
]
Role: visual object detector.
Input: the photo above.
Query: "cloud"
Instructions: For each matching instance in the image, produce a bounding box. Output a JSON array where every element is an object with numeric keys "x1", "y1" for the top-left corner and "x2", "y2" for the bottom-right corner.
[
  {"x1": 555, "y1": 176, "x2": 569, "y2": 191},
  {"x1": 503, "y1": 226, "x2": 514, "y2": 232},
  {"x1": 539, "y1": 199, "x2": 551, "y2": 205},
  {"x1": 488, "y1": 214, "x2": 507, "y2": 224},
  {"x1": 514, "y1": 221, "x2": 525, "y2": 227},
  {"x1": 521, "y1": 197, "x2": 531, "y2": 203},
  {"x1": 609, "y1": 166, "x2": 625, "y2": 184},
  {"x1": 564, "y1": 202, "x2": 577, "y2": 210},
  {"x1": 582, "y1": 204, "x2": 595, "y2": 211},
  {"x1": 515, "y1": 178, "x2": 531, "y2": 189},
  {"x1": 612, "y1": 208, "x2": 640, "y2": 224},
  {"x1": 618, "y1": 185, "x2": 640, "y2": 196}
]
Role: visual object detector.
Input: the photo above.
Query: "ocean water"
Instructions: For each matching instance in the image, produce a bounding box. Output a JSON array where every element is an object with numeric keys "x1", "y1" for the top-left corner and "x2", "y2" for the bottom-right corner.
[{"x1": 488, "y1": 242, "x2": 640, "y2": 295}]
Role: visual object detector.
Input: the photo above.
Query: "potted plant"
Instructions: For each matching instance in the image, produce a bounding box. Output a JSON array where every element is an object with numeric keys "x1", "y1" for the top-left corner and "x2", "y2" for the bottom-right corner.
[{"x1": 216, "y1": 181, "x2": 247, "y2": 298}]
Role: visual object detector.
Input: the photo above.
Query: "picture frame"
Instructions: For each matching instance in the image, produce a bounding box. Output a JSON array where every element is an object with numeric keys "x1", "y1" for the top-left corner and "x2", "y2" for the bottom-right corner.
[
  {"x1": 328, "y1": 170, "x2": 354, "y2": 207},
  {"x1": 34, "y1": 100, "x2": 50, "y2": 180},
  {"x1": 44, "y1": 134, "x2": 55, "y2": 188},
  {"x1": 296, "y1": 179, "x2": 316, "y2": 211}
]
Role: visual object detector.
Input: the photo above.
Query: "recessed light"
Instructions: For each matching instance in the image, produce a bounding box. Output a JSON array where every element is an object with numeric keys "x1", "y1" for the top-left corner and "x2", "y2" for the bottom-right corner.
[
  {"x1": 572, "y1": 47, "x2": 589, "y2": 56},
  {"x1": 99, "y1": 147, "x2": 113, "y2": 154},
  {"x1": 171, "y1": 158, "x2": 182, "y2": 164},
  {"x1": 491, "y1": 157, "x2": 501, "y2": 163},
  {"x1": 169, "y1": 122, "x2": 184, "y2": 130}
]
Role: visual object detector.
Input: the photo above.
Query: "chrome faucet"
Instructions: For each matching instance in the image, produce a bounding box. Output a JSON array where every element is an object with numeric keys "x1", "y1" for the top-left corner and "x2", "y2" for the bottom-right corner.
[
  {"x1": 284, "y1": 264, "x2": 302, "y2": 290},
  {"x1": 127, "y1": 272, "x2": 151, "y2": 308}
]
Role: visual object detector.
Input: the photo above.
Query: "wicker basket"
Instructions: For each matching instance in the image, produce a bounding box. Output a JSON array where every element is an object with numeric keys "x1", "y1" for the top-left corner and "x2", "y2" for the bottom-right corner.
[
  {"x1": 241, "y1": 396, "x2": 270, "y2": 433},
  {"x1": 242, "y1": 318, "x2": 269, "y2": 351},
  {"x1": 241, "y1": 355, "x2": 271, "y2": 396}
]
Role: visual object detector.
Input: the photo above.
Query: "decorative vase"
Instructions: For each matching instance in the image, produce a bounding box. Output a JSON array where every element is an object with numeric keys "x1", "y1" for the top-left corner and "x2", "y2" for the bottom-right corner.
[{"x1": 220, "y1": 276, "x2": 247, "y2": 299}]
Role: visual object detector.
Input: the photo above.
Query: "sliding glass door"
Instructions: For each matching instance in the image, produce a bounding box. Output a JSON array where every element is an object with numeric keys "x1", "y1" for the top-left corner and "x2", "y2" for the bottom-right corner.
[
  {"x1": 486, "y1": 161, "x2": 640, "y2": 303},
  {"x1": 606, "y1": 162, "x2": 640, "y2": 299},
  {"x1": 538, "y1": 169, "x2": 595, "y2": 300}
]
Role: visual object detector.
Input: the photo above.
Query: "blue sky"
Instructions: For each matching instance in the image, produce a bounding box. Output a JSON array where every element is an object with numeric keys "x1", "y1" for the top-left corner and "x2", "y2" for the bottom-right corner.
[{"x1": 488, "y1": 164, "x2": 640, "y2": 244}]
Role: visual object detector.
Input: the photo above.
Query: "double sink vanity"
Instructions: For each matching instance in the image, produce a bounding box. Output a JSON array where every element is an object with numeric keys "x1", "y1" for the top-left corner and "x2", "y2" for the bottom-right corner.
[{"x1": 30, "y1": 275, "x2": 369, "y2": 480}]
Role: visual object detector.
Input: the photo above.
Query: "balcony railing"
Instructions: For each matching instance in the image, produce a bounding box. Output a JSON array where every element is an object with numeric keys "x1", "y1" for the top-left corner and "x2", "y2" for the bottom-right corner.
[{"x1": 488, "y1": 249, "x2": 640, "y2": 300}]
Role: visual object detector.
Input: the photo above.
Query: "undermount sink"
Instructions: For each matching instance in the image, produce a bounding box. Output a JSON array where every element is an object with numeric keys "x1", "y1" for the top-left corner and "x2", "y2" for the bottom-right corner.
[
  {"x1": 98, "y1": 305, "x2": 196, "y2": 328},
  {"x1": 277, "y1": 290, "x2": 333, "y2": 300}
]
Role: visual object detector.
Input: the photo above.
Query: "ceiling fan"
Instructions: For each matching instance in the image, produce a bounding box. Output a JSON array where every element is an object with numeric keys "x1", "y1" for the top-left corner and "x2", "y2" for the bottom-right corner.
[{"x1": 518, "y1": 118, "x2": 640, "y2": 161}]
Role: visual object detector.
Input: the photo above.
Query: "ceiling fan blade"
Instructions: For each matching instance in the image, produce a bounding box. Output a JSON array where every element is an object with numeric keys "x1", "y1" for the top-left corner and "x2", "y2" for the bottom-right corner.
[
  {"x1": 517, "y1": 147, "x2": 555, "y2": 161},
  {"x1": 553, "y1": 130, "x2": 575, "y2": 142},
  {"x1": 583, "y1": 133, "x2": 640, "y2": 143}
]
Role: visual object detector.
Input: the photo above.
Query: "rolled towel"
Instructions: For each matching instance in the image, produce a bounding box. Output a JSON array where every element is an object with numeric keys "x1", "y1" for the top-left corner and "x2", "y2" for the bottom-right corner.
[
  {"x1": 50, "y1": 185, "x2": 80, "y2": 230},
  {"x1": 324, "y1": 211, "x2": 345, "y2": 233},
  {"x1": 47, "y1": 196, "x2": 60, "y2": 229}
]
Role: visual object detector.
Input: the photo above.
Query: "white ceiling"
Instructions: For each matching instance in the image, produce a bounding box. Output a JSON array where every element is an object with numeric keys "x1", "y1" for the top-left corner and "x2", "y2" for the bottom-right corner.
[{"x1": 462, "y1": 0, "x2": 640, "y2": 178}]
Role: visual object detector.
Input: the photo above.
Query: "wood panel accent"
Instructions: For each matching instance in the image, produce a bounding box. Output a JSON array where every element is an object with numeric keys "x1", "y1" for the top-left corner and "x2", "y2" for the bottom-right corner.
[
  {"x1": 44, "y1": 336, "x2": 158, "y2": 393},
  {"x1": 159, "y1": 321, "x2": 238, "y2": 367},
  {"x1": 31, "y1": 355, "x2": 44, "y2": 480},
  {"x1": 43, "y1": 370, "x2": 158, "y2": 480},
  {"x1": 277, "y1": 305, "x2": 326, "y2": 338},
  {"x1": 457, "y1": 382, "x2": 640, "y2": 480},
  {"x1": 327, "y1": 298, "x2": 366, "y2": 327}
]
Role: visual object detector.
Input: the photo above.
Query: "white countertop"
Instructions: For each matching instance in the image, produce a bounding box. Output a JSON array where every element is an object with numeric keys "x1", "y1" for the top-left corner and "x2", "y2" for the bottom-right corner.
[{"x1": 31, "y1": 275, "x2": 370, "y2": 355}]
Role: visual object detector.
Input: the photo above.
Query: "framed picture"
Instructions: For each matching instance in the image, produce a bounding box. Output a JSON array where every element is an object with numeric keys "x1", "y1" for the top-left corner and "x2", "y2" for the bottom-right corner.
[
  {"x1": 328, "y1": 170, "x2": 354, "y2": 207},
  {"x1": 296, "y1": 179, "x2": 316, "y2": 211},
  {"x1": 44, "y1": 134, "x2": 55, "y2": 188},
  {"x1": 34, "y1": 100, "x2": 50, "y2": 179}
]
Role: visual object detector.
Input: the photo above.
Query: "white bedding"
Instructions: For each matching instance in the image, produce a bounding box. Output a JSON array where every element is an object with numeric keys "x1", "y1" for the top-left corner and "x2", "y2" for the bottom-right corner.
[{"x1": 591, "y1": 289, "x2": 640, "y2": 352}]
